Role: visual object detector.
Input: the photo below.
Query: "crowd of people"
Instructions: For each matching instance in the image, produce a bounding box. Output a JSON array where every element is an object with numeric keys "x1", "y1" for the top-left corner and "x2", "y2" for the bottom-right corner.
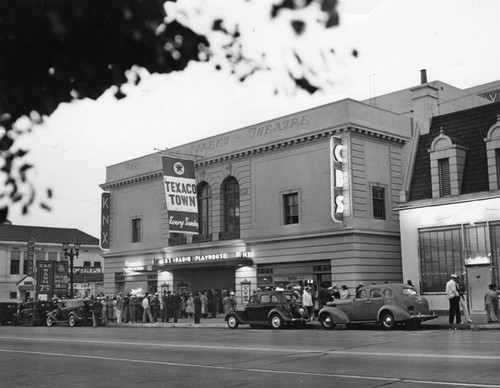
[{"x1": 89, "y1": 289, "x2": 238, "y2": 327}]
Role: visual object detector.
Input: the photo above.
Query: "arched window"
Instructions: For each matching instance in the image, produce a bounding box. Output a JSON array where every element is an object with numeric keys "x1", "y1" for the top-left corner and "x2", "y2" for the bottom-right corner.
[
  {"x1": 220, "y1": 177, "x2": 240, "y2": 240},
  {"x1": 196, "y1": 181, "x2": 212, "y2": 242}
]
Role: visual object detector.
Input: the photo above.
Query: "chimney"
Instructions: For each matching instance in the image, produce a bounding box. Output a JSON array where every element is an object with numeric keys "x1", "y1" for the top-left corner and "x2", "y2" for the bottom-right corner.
[{"x1": 420, "y1": 69, "x2": 427, "y2": 84}]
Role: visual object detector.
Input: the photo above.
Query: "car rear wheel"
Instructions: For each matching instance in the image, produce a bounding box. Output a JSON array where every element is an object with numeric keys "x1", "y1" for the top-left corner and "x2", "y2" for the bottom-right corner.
[
  {"x1": 46, "y1": 316, "x2": 54, "y2": 327},
  {"x1": 68, "y1": 315, "x2": 76, "y2": 327},
  {"x1": 270, "y1": 314, "x2": 283, "y2": 330},
  {"x1": 227, "y1": 315, "x2": 239, "y2": 329},
  {"x1": 380, "y1": 311, "x2": 396, "y2": 330},
  {"x1": 320, "y1": 313, "x2": 336, "y2": 330}
]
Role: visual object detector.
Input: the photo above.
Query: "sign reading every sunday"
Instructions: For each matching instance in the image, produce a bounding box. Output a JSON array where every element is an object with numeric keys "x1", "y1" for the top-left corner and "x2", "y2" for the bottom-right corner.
[{"x1": 162, "y1": 156, "x2": 199, "y2": 234}]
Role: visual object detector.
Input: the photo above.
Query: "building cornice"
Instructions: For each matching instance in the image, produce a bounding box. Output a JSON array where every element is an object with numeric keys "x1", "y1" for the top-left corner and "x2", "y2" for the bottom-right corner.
[{"x1": 101, "y1": 125, "x2": 408, "y2": 190}]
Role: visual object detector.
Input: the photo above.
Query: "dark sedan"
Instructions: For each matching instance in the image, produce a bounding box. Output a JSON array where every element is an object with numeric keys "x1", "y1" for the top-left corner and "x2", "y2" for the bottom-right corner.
[{"x1": 225, "y1": 290, "x2": 309, "y2": 329}]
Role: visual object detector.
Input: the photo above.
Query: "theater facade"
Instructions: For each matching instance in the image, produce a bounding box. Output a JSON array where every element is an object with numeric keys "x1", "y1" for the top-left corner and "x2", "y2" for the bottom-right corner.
[{"x1": 100, "y1": 73, "x2": 497, "y2": 303}]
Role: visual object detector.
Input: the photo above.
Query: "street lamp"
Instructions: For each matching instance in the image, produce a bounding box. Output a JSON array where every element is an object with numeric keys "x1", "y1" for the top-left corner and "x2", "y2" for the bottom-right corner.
[{"x1": 62, "y1": 241, "x2": 81, "y2": 298}]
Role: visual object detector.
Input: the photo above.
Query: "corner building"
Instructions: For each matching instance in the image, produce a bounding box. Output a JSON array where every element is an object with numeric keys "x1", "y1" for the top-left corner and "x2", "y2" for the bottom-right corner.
[{"x1": 101, "y1": 98, "x2": 413, "y2": 302}]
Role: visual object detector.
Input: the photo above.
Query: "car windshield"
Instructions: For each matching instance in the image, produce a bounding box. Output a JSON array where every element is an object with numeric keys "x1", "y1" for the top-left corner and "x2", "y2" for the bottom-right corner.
[{"x1": 402, "y1": 287, "x2": 418, "y2": 296}]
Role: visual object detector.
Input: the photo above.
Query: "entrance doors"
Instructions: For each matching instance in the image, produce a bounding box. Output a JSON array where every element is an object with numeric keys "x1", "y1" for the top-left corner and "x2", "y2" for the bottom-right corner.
[{"x1": 466, "y1": 265, "x2": 492, "y2": 313}]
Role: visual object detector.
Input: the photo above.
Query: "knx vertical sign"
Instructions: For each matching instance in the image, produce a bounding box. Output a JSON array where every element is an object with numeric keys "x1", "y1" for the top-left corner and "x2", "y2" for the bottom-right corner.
[{"x1": 330, "y1": 136, "x2": 344, "y2": 223}]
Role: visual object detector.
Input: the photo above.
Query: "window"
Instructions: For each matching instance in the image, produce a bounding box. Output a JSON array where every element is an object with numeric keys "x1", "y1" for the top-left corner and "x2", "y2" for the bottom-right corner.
[
  {"x1": 83, "y1": 261, "x2": 91, "y2": 267},
  {"x1": 438, "y1": 158, "x2": 451, "y2": 196},
  {"x1": 220, "y1": 177, "x2": 240, "y2": 240},
  {"x1": 23, "y1": 253, "x2": 28, "y2": 275},
  {"x1": 284, "y1": 193, "x2": 299, "y2": 224},
  {"x1": 94, "y1": 262, "x2": 101, "y2": 268},
  {"x1": 496, "y1": 149, "x2": 500, "y2": 187},
  {"x1": 260, "y1": 294, "x2": 271, "y2": 303},
  {"x1": 10, "y1": 251, "x2": 20, "y2": 275},
  {"x1": 371, "y1": 186, "x2": 386, "y2": 219},
  {"x1": 419, "y1": 227, "x2": 462, "y2": 293},
  {"x1": 132, "y1": 217, "x2": 142, "y2": 243},
  {"x1": 197, "y1": 182, "x2": 212, "y2": 242},
  {"x1": 10, "y1": 292, "x2": 17, "y2": 299},
  {"x1": 48, "y1": 252, "x2": 58, "y2": 261},
  {"x1": 168, "y1": 233, "x2": 186, "y2": 246},
  {"x1": 370, "y1": 288, "x2": 383, "y2": 298}
]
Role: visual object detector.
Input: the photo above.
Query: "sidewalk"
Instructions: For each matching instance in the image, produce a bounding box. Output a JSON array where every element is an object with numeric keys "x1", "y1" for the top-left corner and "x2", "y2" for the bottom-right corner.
[{"x1": 106, "y1": 314, "x2": 500, "y2": 330}]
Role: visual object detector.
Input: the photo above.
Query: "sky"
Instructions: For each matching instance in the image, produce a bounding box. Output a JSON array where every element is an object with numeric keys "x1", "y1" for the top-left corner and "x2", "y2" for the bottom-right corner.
[{"x1": 9, "y1": 0, "x2": 500, "y2": 239}]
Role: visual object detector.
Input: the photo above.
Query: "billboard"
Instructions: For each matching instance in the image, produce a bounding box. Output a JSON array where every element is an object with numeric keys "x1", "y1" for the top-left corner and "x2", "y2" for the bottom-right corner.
[
  {"x1": 36, "y1": 261, "x2": 69, "y2": 298},
  {"x1": 162, "y1": 156, "x2": 199, "y2": 234}
]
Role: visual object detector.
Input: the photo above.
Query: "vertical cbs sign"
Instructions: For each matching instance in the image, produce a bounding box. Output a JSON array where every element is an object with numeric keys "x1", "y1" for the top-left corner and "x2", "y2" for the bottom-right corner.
[{"x1": 330, "y1": 136, "x2": 344, "y2": 223}]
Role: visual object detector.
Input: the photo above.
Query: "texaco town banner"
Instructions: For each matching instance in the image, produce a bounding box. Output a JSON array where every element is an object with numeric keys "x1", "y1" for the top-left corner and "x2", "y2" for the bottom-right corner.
[{"x1": 162, "y1": 156, "x2": 199, "y2": 234}]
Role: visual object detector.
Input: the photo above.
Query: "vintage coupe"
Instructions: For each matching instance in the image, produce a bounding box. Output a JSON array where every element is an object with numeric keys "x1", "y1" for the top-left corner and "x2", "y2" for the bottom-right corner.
[
  {"x1": 12, "y1": 300, "x2": 53, "y2": 326},
  {"x1": 225, "y1": 290, "x2": 309, "y2": 329},
  {"x1": 318, "y1": 283, "x2": 437, "y2": 330},
  {"x1": 46, "y1": 298, "x2": 93, "y2": 327}
]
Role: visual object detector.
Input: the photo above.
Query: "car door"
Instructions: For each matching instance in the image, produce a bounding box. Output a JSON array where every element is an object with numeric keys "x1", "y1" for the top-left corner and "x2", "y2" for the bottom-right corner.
[
  {"x1": 368, "y1": 288, "x2": 385, "y2": 319},
  {"x1": 254, "y1": 293, "x2": 274, "y2": 322},
  {"x1": 244, "y1": 295, "x2": 260, "y2": 322},
  {"x1": 352, "y1": 289, "x2": 372, "y2": 321}
]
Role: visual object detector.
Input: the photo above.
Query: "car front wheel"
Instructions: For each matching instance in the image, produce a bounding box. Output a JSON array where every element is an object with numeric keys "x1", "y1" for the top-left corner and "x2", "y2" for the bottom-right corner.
[
  {"x1": 227, "y1": 315, "x2": 239, "y2": 329},
  {"x1": 270, "y1": 314, "x2": 283, "y2": 330},
  {"x1": 380, "y1": 311, "x2": 395, "y2": 330},
  {"x1": 68, "y1": 315, "x2": 76, "y2": 327},
  {"x1": 46, "y1": 316, "x2": 54, "y2": 327},
  {"x1": 320, "y1": 313, "x2": 336, "y2": 330}
]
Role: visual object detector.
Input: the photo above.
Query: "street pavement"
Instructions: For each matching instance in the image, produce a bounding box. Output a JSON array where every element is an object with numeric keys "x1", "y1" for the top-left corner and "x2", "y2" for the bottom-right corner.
[{"x1": 106, "y1": 313, "x2": 500, "y2": 330}]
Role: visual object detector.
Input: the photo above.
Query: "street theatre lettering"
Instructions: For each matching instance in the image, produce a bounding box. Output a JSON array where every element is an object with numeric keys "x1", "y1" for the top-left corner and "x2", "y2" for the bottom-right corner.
[{"x1": 162, "y1": 156, "x2": 199, "y2": 234}]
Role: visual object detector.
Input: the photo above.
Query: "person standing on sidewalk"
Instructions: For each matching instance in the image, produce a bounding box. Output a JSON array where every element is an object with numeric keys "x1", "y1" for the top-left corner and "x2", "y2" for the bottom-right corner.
[
  {"x1": 115, "y1": 292, "x2": 124, "y2": 324},
  {"x1": 457, "y1": 276, "x2": 473, "y2": 324},
  {"x1": 193, "y1": 291, "x2": 202, "y2": 324},
  {"x1": 142, "y1": 293, "x2": 154, "y2": 323},
  {"x1": 484, "y1": 284, "x2": 499, "y2": 323},
  {"x1": 446, "y1": 273, "x2": 461, "y2": 327}
]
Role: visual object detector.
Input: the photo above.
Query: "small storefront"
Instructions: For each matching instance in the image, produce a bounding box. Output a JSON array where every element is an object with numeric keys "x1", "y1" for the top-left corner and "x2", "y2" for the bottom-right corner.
[{"x1": 257, "y1": 260, "x2": 333, "y2": 292}]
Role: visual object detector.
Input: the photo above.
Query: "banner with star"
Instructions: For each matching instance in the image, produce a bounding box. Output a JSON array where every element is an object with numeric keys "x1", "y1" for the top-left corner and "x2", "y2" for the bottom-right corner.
[{"x1": 162, "y1": 156, "x2": 199, "y2": 234}]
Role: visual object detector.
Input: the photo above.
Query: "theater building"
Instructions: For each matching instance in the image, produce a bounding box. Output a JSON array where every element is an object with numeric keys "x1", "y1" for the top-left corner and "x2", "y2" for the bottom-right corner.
[{"x1": 100, "y1": 72, "x2": 498, "y2": 303}]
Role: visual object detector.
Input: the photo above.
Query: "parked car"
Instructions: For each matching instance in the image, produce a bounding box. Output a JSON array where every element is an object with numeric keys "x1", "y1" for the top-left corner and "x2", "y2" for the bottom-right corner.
[
  {"x1": 318, "y1": 283, "x2": 437, "y2": 330},
  {"x1": 46, "y1": 298, "x2": 93, "y2": 327},
  {"x1": 225, "y1": 290, "x2": 309, "y2": 329},
  {"x1": 0, "y1": 302, "x2": 18, "y2": 325},
  {"x1": 12, "y1": 300, "x2": 54, "y2": 326}
]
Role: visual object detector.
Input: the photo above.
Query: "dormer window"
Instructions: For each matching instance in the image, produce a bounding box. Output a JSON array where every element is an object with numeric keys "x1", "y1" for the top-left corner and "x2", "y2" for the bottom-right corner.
[
  {"x1": 484, "y1": 115, "x2": 500, "y2": 190},
  {"x1": 428, "y1": 128, "x2": 468, "y2": 198},
  {"x1": 438, "y1": 158, "x2": 451, "y2": 196}
]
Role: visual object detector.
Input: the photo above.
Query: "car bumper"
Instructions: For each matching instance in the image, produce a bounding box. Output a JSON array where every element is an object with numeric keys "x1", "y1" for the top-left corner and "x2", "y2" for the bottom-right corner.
[{"x1": 408, "y1": 312, "x2": 438, "y2": 321}]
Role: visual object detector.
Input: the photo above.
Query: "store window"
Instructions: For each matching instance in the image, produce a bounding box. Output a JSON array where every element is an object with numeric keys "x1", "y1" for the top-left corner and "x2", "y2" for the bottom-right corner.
[
  {"x1": 283, "y1": 192, "x2": 299, "y2": 225},
  {"x1": 220, "y1": 176, "x2": 240, "y2": 240},
  {"x1": 419, "y1": 227, "x2": 462, "y2": 293},
  {"x1": 371, "y1": 186, "x2": 386, "y2": 220},
  {"x1": 131, "y1": 217, "x2": 142, "y2": 243},
  {"x1": 196, "y1": 181, "x2": 212, "y2": 242},
  {"x1": 10, "y1": 251, "x2": 20, "y2": 275}
]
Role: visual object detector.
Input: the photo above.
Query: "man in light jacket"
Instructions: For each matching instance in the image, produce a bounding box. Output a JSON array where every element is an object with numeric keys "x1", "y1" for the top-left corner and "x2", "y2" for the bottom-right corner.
[{"x1": 446, "y1": 273, "x2": 461, "y2": 326}]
